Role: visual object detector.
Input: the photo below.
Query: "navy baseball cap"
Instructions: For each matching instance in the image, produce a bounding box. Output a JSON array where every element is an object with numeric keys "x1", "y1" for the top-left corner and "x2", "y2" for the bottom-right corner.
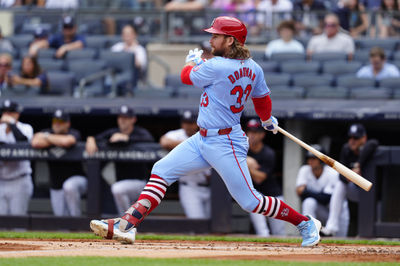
[
  {"x1": 63, "y1": 16, "x2": 75, "y2": 28},
  {"x1": 118, "y1": 105, "x2": 135, "y2": 117},
  {"x1": 52, "y1": 109, "x2": 70, "y2": 121},
  {"x1": 181, "y1": 110, "x2": 197, "y2": 123},
  {"x1": 1, "y1": 99, "x2": 20, "y2": 112},
  {"x1": 348, "y1": 124, "x2": 366, "y2": 139},
  {"x1": 246, "y1": 119, "x2": 263, "y2": 132}
]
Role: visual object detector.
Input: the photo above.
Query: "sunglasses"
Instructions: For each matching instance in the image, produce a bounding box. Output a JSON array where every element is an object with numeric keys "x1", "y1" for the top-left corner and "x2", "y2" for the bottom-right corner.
[
  {"x1": 324, "y1": 23, "x2": 338, "y2": 28},
  {"x1": 0, "y1": 63, "x2": 11, "y2": 67}
]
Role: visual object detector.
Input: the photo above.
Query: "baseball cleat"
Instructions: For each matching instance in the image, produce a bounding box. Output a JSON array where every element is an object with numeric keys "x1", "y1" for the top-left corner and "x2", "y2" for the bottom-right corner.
[
  {"x1": 297, "y1": 215, "x2": 321, "y2": 247},
  {"x1": 90, "y1": 218, "x2": 136, "y2": 244},
  {"x1": 119, "y1": 199, "x2": 150, "y2": 232}
]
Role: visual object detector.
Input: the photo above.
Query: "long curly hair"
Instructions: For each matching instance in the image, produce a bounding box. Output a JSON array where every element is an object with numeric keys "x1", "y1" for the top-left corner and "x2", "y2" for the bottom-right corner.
[{"x1": 224, "y1": 38, "x2": 250, "y2": 60}]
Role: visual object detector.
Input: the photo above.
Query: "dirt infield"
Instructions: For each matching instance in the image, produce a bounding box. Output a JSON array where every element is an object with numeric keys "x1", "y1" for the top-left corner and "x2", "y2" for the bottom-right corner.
[{"x1": 0, "y1": 239, "x2": 399, "y2": 262}]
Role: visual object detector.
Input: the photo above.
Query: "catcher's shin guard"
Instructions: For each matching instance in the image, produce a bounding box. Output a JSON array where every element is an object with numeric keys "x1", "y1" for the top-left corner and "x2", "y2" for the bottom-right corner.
[{"x1": 119, "y1": 199, "x2": 150, "y2": 232}]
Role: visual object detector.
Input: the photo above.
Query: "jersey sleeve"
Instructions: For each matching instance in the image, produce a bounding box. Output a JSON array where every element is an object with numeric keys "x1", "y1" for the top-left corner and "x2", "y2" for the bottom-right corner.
[
  {"x1": 251, "y1": 65, "x2": 270, "y2": 98},
  {"x1": 189, "y1": 60, "x2": 215, "y2": 88},
  {"x1": 295, "y1": 166, "x2": 308, "y2": 187}
]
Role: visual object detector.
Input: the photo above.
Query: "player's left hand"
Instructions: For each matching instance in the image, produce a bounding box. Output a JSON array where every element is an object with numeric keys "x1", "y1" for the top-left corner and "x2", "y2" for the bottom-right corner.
[
  {"x1": 185, "y1": 48, "x2": 204, "y2": 65},
  {"x1": 261, "y1": 116, "x2": 278, "y2": 134}
]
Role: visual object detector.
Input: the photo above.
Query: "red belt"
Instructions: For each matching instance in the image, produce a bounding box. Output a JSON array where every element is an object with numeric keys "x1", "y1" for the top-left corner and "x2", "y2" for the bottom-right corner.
[{"x1": 199, "y1": 127, "x2": 232, "y2": 137}]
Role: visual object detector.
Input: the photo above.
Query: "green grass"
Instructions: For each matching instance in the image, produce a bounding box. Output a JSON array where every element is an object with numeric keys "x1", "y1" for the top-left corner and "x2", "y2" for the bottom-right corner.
[
  {"x1": 0, "y1": 257, "x2": 398, "y2": 266},
  {"x1": 0, "y1": 231, "x2": 399, "y2": 246}
]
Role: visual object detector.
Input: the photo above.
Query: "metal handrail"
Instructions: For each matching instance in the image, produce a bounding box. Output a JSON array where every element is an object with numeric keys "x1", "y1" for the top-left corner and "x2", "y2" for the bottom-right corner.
[{"x1": 78, "y1": 68, "x2": 116, "y2": 98}]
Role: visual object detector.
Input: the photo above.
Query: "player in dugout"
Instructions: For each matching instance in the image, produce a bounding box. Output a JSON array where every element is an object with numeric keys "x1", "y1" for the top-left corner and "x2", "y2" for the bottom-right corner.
[{"x1": 90, "y1": 16, "x2": 322, "y2": 247}]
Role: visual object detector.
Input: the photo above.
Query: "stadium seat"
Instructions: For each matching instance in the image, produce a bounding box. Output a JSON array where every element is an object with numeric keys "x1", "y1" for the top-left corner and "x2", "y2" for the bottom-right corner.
[
  {"x1": 280, "y1": 61, "x2": 320, "y2": 75},
  {"x1": 38, "y1": 59, "x2": 65, "y2": 72},
  {"x1": 37, "y1": 49, "x2": 57, "y2": 59},
  {"x1": 106, "y1": 35, "x2": 123, "y2": 48},
  {"x1": 85, "y1": 35, "x2": 110, "y2": 50},
  {"x1": 264, "y1": 73, "x2": 291, "y2": 86},
  {"x1": 134, "y1": 88, "x2": 173, "y2": 98},
  {"x1": 306, "y1": 86, "x2": 349, "y2": 99},
  {"x1": 270, "y1": 86, "x2": 305, "y2": 99},
  {"x1": 270, "y1": 52, "x2": 306, "y2": 62},
  {"x1": 0, "y1": 48, "x2": 18, "y2": 59},
  {"x1": 336, "y1": 75, "x2": 376, "y2": 89},
  {"x1": 98, "y1": 50, "x2": 134, "y2": 73},
  {"x1": 350, "y1": 87, "x2": 392, "y2": 99},
  {"x1": 322, "y1": 61, "x2": 362, "y2": 76},
  {"x1": 292, "y1": 74, "x2": 333, "y2": 88},
  {"x1": 251, "y1": 50, "x2": 266, "y2": 62},
  {"x1": 175, "y1": 86, "x2": 203, "y2": 98},
  {"x1": 66, "y1": 59, "x2": 106, "y2": 81},
  {"x1": 65, "y1": 48, "x2": 97, "y2": 60},
  {"x1": 259, "y1": 61, "x2": 279, "y2": 73},
  {"x1": 379, "y1": 77, "x2": 400, "y2": 90},
  {"x1": 353, "y1": 49, "x2": 392, "y2": 63},
  {"x1": 355, "y1": 38, "x2": 398, "y2": 51},
  {"x1": 393, "y1": 51, "x2": 400, "y2": 61},
  {"x1": 12, "y1": 60, "x2": 21, "y2": 72},
  {"x1": 311, "y1": 52, "x2": 347, "y2": 62},
  {"x1": 165, "y1": 74, "x2": 184, "y2": 88},
  {"x1": 46, "y1": 71, "x2": 76, "y2": 95},
  {"x1": 7, "y1": 34, "x2": 33, "y2": 49}
]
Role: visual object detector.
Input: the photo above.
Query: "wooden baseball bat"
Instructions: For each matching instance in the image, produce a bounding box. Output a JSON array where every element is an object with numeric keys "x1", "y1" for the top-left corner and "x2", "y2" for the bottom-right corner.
[{"x1": 277, "y1": 126, "x2": 372, "y2": 192}]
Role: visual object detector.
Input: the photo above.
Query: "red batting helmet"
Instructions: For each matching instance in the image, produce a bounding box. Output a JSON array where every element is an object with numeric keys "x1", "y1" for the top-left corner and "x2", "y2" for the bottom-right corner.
[{"x1": 204, "y1": 16, "x2": 247, "y2": 45}]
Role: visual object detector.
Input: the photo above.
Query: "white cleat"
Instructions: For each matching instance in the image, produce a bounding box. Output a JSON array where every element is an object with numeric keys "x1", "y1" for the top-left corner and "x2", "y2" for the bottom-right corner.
[{"x1": 90, "y1": 218, "x2": 136, "y2": 244}]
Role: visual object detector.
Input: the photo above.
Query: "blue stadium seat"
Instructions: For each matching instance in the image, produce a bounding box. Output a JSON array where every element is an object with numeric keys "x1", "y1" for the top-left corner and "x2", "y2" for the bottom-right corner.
[
  {"x1": 393, "y1": 51, "x2": 400, "y2": 61},
  {"x1": 259, "y1": 61, "x2": 279, "y2": 73},
  {"x1": 322, "y1": 61, "x2": 362, "y2": 76},
  {"x1": 355, "y1": 38, "x2": 398, "y2": 51},
  {"x1": 7, "y1": 34, "x2": 33, "y2": 49},
  {"x1": 176, "y1": 86, "x2": 203, "y2": 98},
  {"x1": 270, "y1": 86, "x2": 305, "y2": 99},
  {"x1": 98, "y1": 50, "x2": 134, "y2": 73},
  {"x1": 65, "y1": 48, "x2": 97, "y2": 60},
  {"x1": 66, "y1": 59, "x2": 106, "y2": 81},
  {"x1": 270, "y1": 52, "x2": 306, "y2": 62},
  {"x1": 46, "y1": 71, "x2": 76, "y2": 95},
  {"x1": 280, "y1": 61, "x2": 320, "y2": 75},
  {"x1": 165, "y1": 74, "x2": 184, "y2": 88},
  {"x1": 292, "y1": 74, "x2": 334, "y2": 88},
  {"x1": 336, "y1": 75, "x2": 376, "y2": 89},
  {"x1": 134, "y1": 88, "x2": 173, "y2": 98},
  {"x1": 264, "y1": 73, "x2": 291, "y2": 86},
  {"x1": 37, "y1": 49, "x2": 57, "y2": 59},
  {"x1": 85, "y1": 35, "x2": 110, "y2": 50},
  {"x1": 306, "y1": 86, "x2": 349, "y2": 99},
  {"x1": 379, "y1": 77, "x2": 400, "y2": 90},
  {"x1": 38, "y1": 59, "x2": 65, "y2": 72},
  {"x1": 251, "y1": 50, "x2": 266, "y2": 62},
  {"x1": 350, "y1": 87, "x2": 392, "y2": 99},
  {"x1": 311, "y1": 52, "x2": 348, "y2": 62}
]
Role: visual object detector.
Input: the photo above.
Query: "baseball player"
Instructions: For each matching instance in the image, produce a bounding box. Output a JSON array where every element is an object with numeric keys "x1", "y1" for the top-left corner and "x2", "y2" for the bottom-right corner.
[
  {"x1": 90, "y1": 16, "x2": 321, "y2": 247},
  {"x1": 0, "y1": 99, "x2": 33, "y2": 215},
  {"x1": 31, "y1": 109, "x2": 87, "y2": 217},
  {"x1": 160, "y1": 110, "x2": 211, "y2": 219},
  {"x1": 296, "y1": 145, "x2": 349, "y2": 237}
]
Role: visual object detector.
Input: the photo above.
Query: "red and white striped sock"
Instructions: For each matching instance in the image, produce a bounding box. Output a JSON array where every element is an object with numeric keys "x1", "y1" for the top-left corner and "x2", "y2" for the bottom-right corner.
[
  {"x1": 137, "y1": 174, "x2": 168, "y2": 213},
  {"x1": 253, "y1": 196, "x2": 309, "y2": 226}
]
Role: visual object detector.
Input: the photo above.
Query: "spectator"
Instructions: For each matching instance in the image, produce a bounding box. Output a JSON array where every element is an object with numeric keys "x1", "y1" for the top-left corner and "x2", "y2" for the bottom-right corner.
[
  {"x1": 307, "y1": 13, "x2": 355, "y2": 60},
  {"x1": 296, "y1": 145, "x2": 349, "y2": 237},
  {"x1": 31, "y1": 109, "x2": 87, "y2": 217},
  {"x1": 28, "y1": 27, "x2": 49, "y2": 57},
  {"x1": 85, "y1": 105, "x2": 154, "y2": 215},
  {"x1": 256, "y1": 0, "x2": 293, "y2": 29},
  {"x1": 10, "y1": 55, "x2": 48, "y2": 93},
  {"x1": 246, "y1": 119, "x2": 285, "y2": 237},
  {"x1": 28, "y1": 15, "x2": 86, "y2": 59},
  {"x1": 164, "y1": 0, "x2": 207, "y2": 11},
  {"x1": 0, "y1": 53, "x2": 13, "y2": 93},
  {"x1": 110, "y1": 24, "x2": 147, "y2": 84},
  {"x1": 321, "y1": 124, "x2": 378, "y2": 236},
  {"x1": 212, "y1": 0, "x2": 256, "y2": 26},
  {"x1": 293, "y1": 0, "x2": 326, "y2": 37},
  {"x1": 0, "y1": 27, "x2": 14, "y2": 54},
  {"x1": 374, "y1": 0, "x2": 400, "y2": 38},
  {"x1": 356, "y1": 47, "x2": 400, "y2": 80},
  {"x1": 44, "y1": 0, "x2": 79, "y2": 9},
  {"x1": 0, "y1": 99, "x2": 33, "y2": 216},
  {"x1": 160, "y1": 110, "x2": 211, "y2": 219},
  {"x1": 265, "y1": 20, "x2": 305, "y2": 58},
  {"x1": 334, "y1": 0, "x2": 369, "y2": 38}
]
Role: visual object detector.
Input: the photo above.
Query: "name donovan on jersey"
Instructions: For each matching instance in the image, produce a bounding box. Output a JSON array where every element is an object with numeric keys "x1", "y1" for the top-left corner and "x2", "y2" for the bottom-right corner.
[{"x1": 227, "y1": 67, "x2": 256, "y2": 84}]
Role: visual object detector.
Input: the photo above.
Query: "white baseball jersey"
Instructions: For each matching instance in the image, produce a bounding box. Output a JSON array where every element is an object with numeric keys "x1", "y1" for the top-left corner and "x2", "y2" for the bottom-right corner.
[
  {"x1": 0, "y1": 122, "x2": 33, "y2": 180},
  {"x1": 164, "y1": 128, "x2": 211, "y2": 184},
  {"x1": 296, "y1": 165, "x2": 339, "y2": 195},
  {"x1": 190, "y1": 57, "x2": 270, "y2": 129}
]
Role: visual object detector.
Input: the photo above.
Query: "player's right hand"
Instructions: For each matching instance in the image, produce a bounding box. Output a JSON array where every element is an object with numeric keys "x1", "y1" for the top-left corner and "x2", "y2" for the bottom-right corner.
[
  {"x1": 185, "y1": 48, "x2": 204, "y2": 65},
  {"x1": 261, "y1": 116, "x2": 278, "y2": 134}
]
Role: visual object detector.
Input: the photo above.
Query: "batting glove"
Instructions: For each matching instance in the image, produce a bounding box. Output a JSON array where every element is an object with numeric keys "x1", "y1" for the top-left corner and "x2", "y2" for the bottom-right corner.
[
  {"x1": 261, "y1": 116, "x2": 278, "y2": 134},
  {"x1": 185, "y1": 48, "x2": 204, "y2": 65}
]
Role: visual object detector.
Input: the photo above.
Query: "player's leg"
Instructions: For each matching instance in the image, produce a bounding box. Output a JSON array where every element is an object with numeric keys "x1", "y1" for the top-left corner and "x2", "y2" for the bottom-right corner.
[
  {"x1": 203, "y1": 131, "x2": 320, "y2": 246},
  {"x1": 179, "y1": 184, "x2": 208, "y2": 218},
  {"x1": 267, "y1": 195, "x2": 287, "y2": 236},
  {"x1": 50, "y1": 189, "x2": 67, "y2": 216},
  {"x1": 302, "y1": 197, "x2": 318, "y2": 218},
  {"x1": 9, "y1": 175, "x2": 33, "y2": 215},
  {"x1": 336, "y1": 199, "x2": 350, "y2": 237},
  {"x1": 322, "y1": 180, "x2": 347, "y2": 236},
  {"x1": 63, "y1": 175, "x2": 88, "y2": 217},
  {"x1": 111, "y1": 179, "x2": 147, "y2": 215}
]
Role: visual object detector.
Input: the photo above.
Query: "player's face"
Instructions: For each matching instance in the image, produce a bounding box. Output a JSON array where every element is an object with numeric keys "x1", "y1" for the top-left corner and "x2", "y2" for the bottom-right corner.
[
  {"x1": 348, "y1": 135, "x2": 367, "y2": 152},
  {"x1": 118, "y1": 115, "x2": 136, "y2": 132},
  {"x1": 210, "y1": 34, "x2": 232, "y2": 57},
  {"x1": 181, "y1": 121, "x2": 198, "y2": 137},
  {"x1": 247, "y1": 130, "x2": 265, "y2": 146},
  {"x1": 370, "y1": 55, "x2": 384, "y2": 71},
  {"x1": 52, "y1": 119, "x2": 70, "y2": 134}
]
